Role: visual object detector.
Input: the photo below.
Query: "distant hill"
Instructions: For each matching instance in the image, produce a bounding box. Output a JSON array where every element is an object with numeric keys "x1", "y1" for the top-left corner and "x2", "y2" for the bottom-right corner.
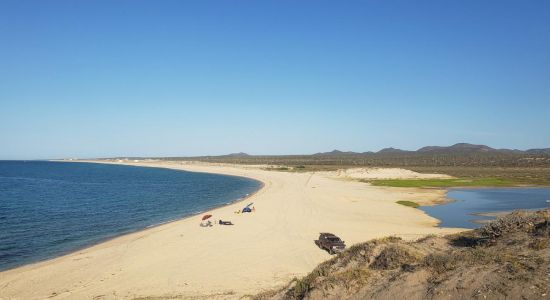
[
  {"x1": 377, "y1": 147, "x2": 410, "y2": 154},
  {"x1": 526, "y1": 148, "x2": 550, "y2": 154},
  {"x1": 313, "y1": 150, "x2": 360, "y2": 156},
  {"x1": 417, "y1": 143, "x2": 495, "y2": 153},
  {"x1": 414, "y1": 143, "x2": 550, "y2": 155},
  {"x1": 223, "y1": 152, "x2": 251, "y2": 157}
]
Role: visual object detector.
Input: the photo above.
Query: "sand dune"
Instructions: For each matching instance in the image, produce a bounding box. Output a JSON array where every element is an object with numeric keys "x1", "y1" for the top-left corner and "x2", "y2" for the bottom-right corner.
[
  {"x1": 323, "y1": 167, "x2": 453, "y2": 180},
  {"x1": 0, "y1": 161, "x2": 463, "y2": 299}
]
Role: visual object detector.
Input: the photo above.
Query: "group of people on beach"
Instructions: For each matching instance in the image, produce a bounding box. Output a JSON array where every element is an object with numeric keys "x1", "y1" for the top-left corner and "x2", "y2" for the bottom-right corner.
[
  {"x1": 200, "y1": 203, "x2": 256, "y2": 227},
  {"x1": 199, "y1": 218, "x2": 235, "y2": 227}
]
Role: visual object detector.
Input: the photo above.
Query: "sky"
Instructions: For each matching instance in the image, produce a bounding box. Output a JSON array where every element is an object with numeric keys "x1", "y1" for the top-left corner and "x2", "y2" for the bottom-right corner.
[{"x1": 1, "y1": 1, "x2": 549, "y2": 159}]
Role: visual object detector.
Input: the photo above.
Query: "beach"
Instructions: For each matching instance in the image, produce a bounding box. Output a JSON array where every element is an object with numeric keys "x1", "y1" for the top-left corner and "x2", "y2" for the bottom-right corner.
[{"x1": 0, "y1": 161, "x2": 464, "y2": 299}]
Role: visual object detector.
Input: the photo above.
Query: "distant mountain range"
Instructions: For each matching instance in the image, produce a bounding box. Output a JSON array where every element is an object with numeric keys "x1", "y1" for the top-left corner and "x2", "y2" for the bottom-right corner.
[
  {"x1": 175, "y1": 143, "x2": 549, "y2": 168},
  {"x1": 219, "y1": 143, "x2": 550, "y2": 159},
  {"x1": 313, "y1": 143, "x2": 550, "y2": 156},
  {"x1": 525, "y1": 148, "x2": 550, "y2": 154}
]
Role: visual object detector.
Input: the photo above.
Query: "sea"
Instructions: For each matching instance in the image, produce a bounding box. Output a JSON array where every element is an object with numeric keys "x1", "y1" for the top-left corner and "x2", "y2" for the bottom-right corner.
[
  {"x1": 420, "y1": 188, "x2": 550, "y2": 229},
  {"x1": 0, "y1": 161, "x2": 261, "y2": 271}
]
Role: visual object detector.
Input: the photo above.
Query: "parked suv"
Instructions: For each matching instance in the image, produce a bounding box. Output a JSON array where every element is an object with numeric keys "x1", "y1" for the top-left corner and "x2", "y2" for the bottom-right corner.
[{"x1": 314, "y1": 233, "x2": 346, "y2": 254}]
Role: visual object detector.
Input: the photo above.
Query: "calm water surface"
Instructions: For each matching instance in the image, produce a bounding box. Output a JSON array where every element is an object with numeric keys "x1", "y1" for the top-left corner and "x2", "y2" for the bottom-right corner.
[
  {"x1": 0, "y1": 161, "x2": 261, "y2": 271},
  {"x1": 420, "y1": 188, "x2": 550, "y2": 229}
]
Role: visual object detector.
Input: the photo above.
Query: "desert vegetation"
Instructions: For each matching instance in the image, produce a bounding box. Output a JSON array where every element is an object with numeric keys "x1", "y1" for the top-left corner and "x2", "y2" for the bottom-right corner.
[
  {"x1": 396, "y1": 201, "x2": 420, "y2": 208},
  {"x1": 254, "y1": 209, "x2": 550, "y2": 300},
  {"x1": 167, "y1": 152, "x2": 550, "y2": 168},
  {"x1": 107, "y1": 144, "x2": 550, "y2": 185},
  {"x1": 369, "y1": 178, "x2": 514, "y2": 188},
  {"x1": 145, "y1": 144, "x2": 550, "y2": 185}
]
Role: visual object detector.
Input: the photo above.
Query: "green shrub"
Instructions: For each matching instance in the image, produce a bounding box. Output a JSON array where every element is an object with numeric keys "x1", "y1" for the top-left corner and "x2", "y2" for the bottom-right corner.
[{"x1": 396, "y1": 201, "x2": 419, "y2": 208}]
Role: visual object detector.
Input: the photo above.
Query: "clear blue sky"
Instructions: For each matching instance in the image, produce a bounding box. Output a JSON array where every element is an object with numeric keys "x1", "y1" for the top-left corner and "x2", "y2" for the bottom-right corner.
[{"x1": 1, "y1": 1, "x2": 549, "y2": 159}]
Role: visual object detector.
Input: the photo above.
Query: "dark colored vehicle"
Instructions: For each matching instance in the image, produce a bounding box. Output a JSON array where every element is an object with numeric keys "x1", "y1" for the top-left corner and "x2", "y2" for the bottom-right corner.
[{"x1": 314, "y1": 233, "x2": 346, "y2": 254}]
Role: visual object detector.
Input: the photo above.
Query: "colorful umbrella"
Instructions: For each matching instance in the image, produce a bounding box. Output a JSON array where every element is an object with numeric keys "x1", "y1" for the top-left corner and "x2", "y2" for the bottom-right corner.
[{"x1": 202, "y1": 214, "x2": 212, "y2": 221}]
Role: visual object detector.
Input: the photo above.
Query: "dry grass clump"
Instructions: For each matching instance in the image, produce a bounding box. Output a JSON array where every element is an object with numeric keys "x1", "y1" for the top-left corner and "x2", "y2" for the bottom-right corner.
[
  {"x1": 480, "y1": 209, "x2": 550, "y2": 239},
  {"x1": 422, "y1": 252, "x2": 460, "y2": 274},
  {"x1": 276, "y1": 237, "x2": 403, "y2": 300},
  {"x1": 529, "y1": 239, "x2": 548, "y2": 250},
  {"x1": 371, "y1": 244, "x2": 421, "y2": 270},
  {"x1": 256, "y1": 209, "x2": 550, "y2": 300},
  {"x1": 423, "y1": 247, "x2": 497, "y2": 274},
  {"x1": 320, "y1": 268, "x2": 371, "y2": 291},
  {"x1": 288, "y1": 259, "x2": 336, "y2": 299}
]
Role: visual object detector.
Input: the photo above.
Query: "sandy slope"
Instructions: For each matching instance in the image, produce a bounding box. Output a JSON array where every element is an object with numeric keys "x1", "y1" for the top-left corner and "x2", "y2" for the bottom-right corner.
[
  {"x1": 323, "y1": 167, "x2": 453, "y2": 180},
  {"x1": 0, "y1": 161, "x2": 463, "y2": 300}
]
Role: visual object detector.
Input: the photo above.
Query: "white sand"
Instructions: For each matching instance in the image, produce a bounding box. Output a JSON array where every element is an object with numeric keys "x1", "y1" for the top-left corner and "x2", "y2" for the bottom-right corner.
[
  {"x1": 0, "y1": 161, "x2": 463, "y2": 299},
  {"x1": 322, "y1": 167, "x2": 453, "y2": 180}
]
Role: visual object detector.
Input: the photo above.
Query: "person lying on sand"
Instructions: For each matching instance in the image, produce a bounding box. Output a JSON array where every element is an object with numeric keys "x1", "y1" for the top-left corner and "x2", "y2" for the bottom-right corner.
[{"x1": 218, "y1": 220, "x2": 234, "y2": 225}]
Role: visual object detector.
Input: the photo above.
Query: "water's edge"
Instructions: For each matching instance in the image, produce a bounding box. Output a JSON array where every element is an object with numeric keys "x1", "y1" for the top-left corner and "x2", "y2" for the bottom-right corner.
[
  {"x1": 1, "y1": 161, "x2": 264, "y2": 272},
  {"x1": 419, "y1": 187, "x2": 550, "y2": 229}
]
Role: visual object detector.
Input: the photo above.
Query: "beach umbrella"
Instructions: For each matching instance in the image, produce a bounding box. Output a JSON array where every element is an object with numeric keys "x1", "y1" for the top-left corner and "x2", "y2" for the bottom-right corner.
[{"x1": 202, "y1": 214, "x2": 212, "y2": 221}]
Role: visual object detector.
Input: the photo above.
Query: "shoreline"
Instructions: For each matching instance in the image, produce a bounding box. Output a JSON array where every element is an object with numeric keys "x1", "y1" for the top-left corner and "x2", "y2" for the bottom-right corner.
[
  {"x1": 423, "y1": 187, "x2": 550, "y2": 228},
  {"x1": 0, "y1": 160, "x2": 465, "y2": 299},
  {"x1": 0, "y1": 161, "x2": 266, "y2": 273}
]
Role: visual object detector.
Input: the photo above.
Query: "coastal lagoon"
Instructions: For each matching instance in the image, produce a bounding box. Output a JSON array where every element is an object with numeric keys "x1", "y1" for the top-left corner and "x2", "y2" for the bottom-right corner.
[
  {"x1": 0, "y1": 161, "x2": 261, "y2": 271},
  {"x1": 420, "y1": 188, "x2": 550, "y2": 229}
]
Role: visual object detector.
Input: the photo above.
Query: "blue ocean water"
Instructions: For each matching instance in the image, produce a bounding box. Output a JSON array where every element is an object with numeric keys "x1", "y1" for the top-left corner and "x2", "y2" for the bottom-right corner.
[
  {"x1": 420, "y1": 188, "x2": 550, "y2": 229},
  {"x1": 0, "y1": 161, "x2": 261, "y2": 271}
]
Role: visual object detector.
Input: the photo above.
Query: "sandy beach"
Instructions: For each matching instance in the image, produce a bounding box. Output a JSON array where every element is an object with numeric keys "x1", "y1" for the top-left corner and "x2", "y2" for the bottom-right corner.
[{"x1": 0, "y1": 161, "x2": 464, "y2": 299}]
